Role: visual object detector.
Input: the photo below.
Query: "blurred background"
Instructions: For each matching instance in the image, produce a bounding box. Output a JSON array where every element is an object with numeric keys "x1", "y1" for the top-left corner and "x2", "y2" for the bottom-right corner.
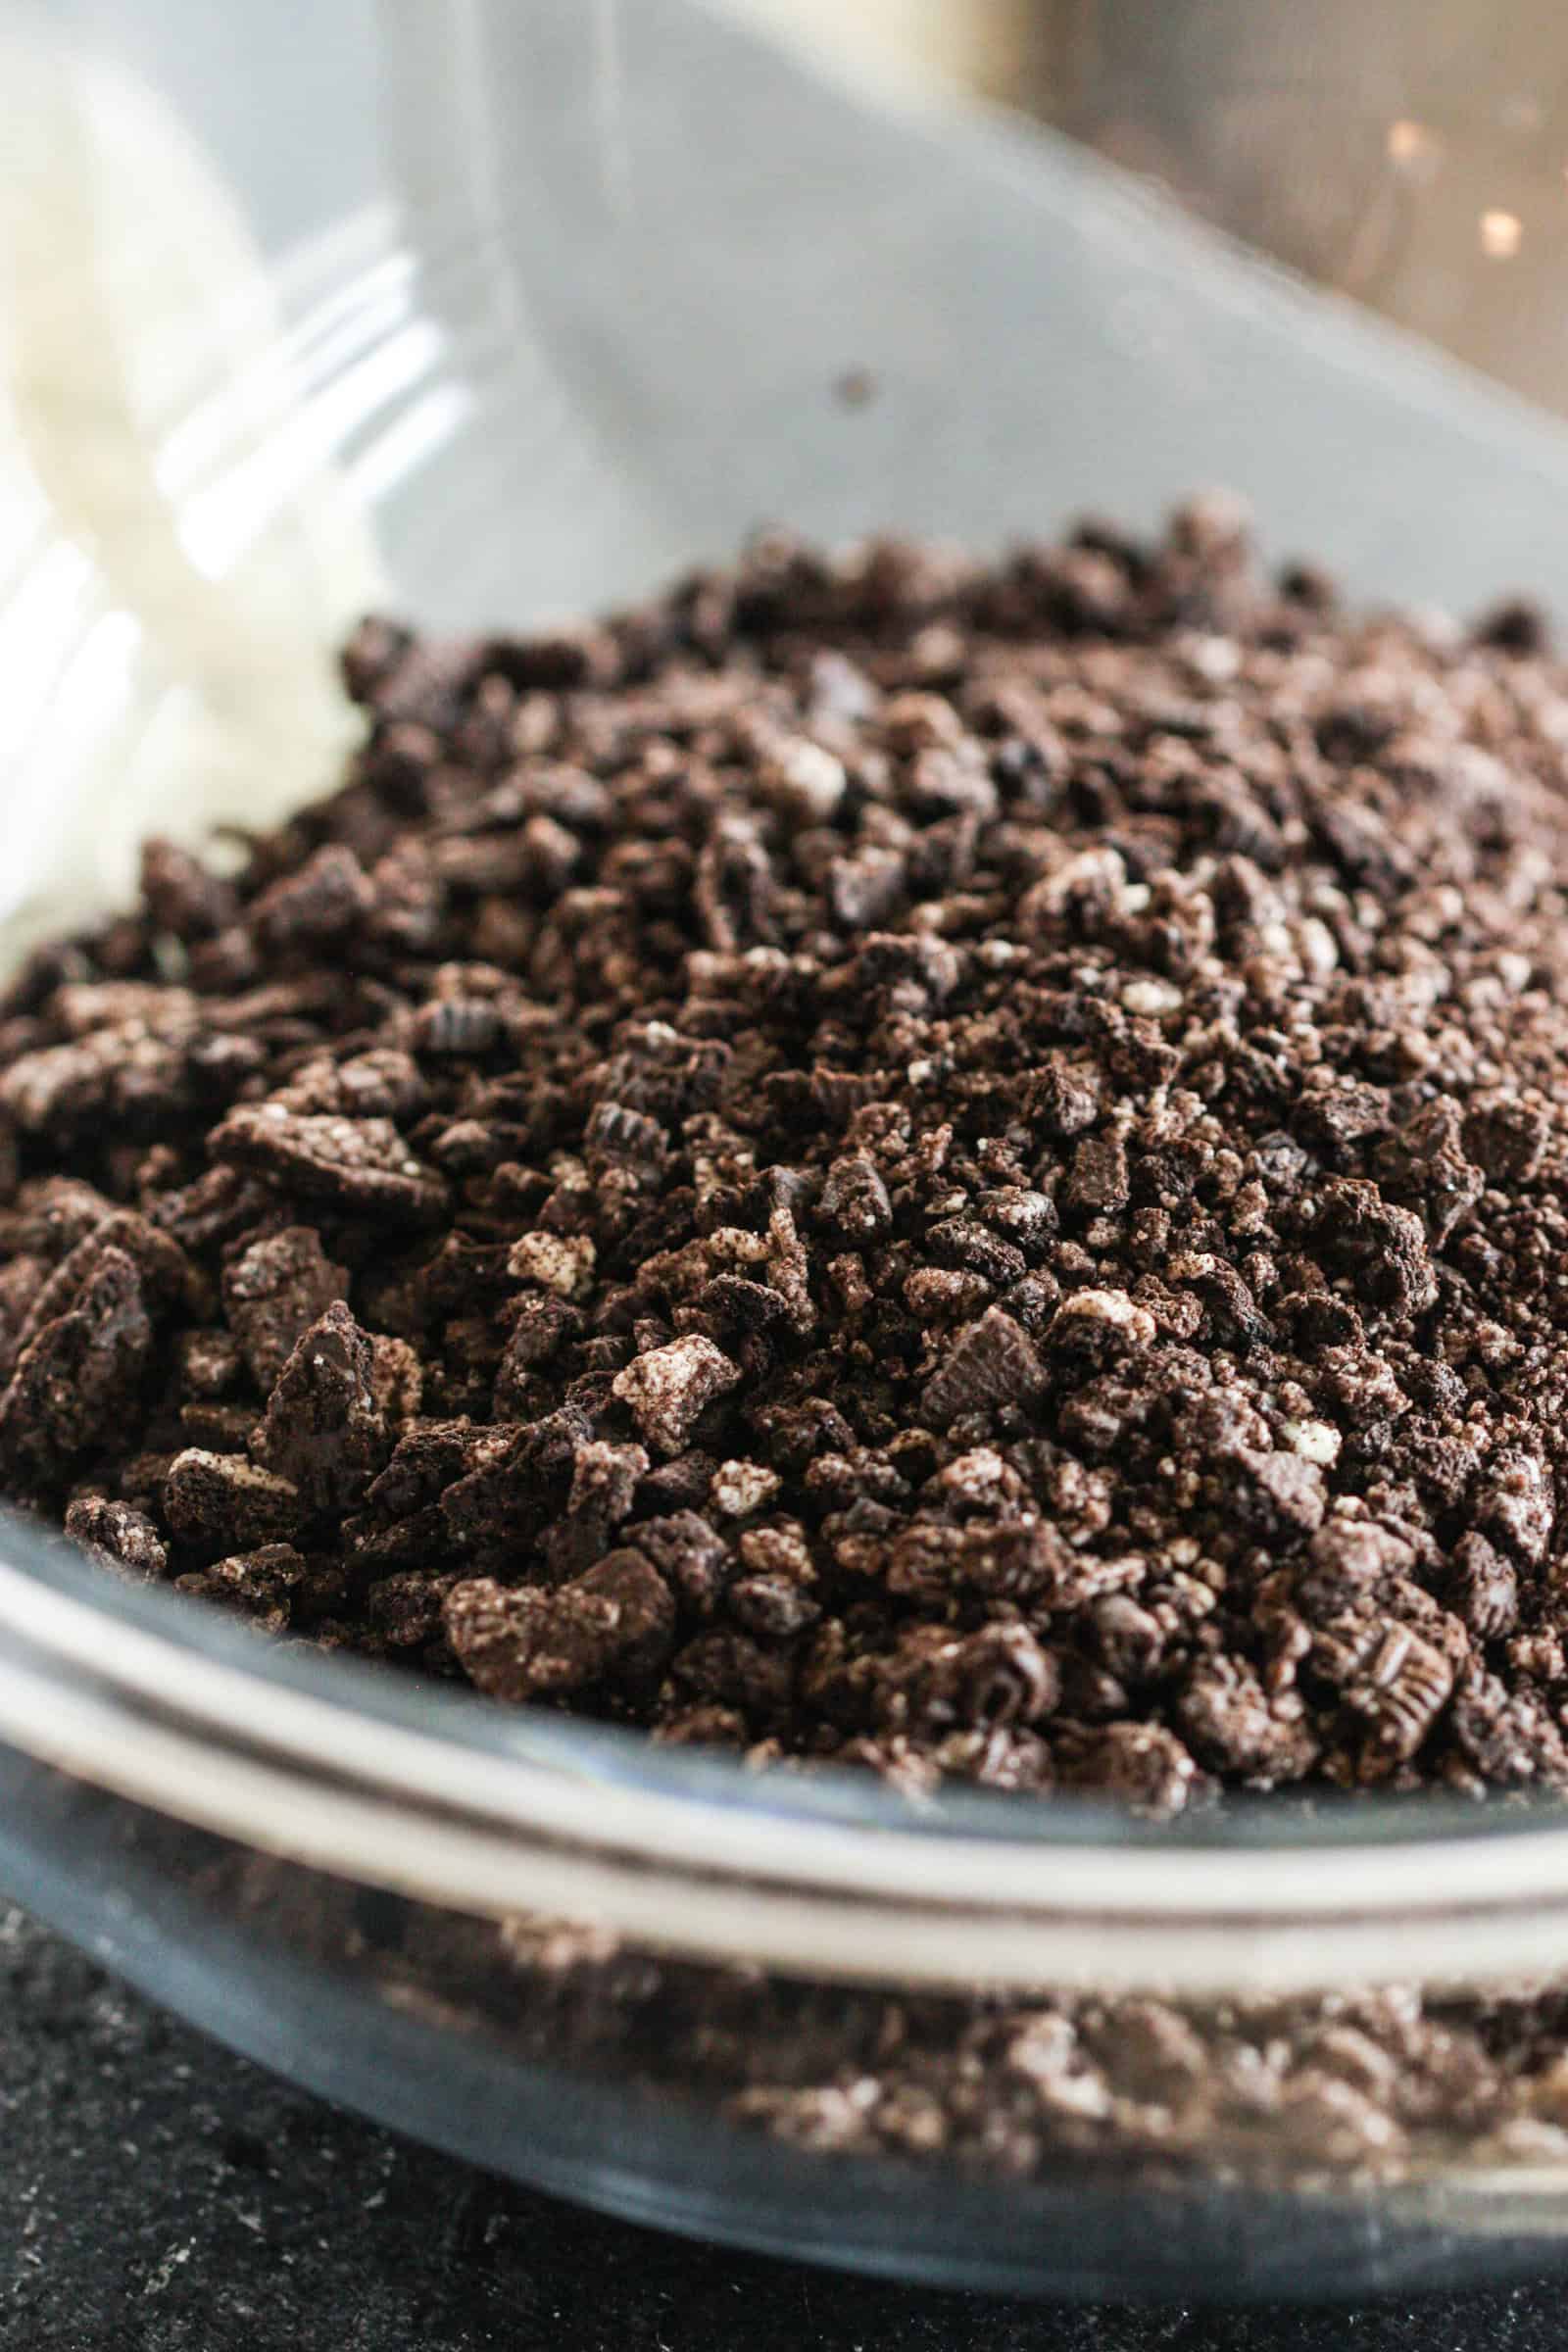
[
  {"x1": 747, "y1": 0, "x2": 1568, "y2": 419},
  {"x1": 11, "y1": 0, "x2": 1568, "y2": 945}
]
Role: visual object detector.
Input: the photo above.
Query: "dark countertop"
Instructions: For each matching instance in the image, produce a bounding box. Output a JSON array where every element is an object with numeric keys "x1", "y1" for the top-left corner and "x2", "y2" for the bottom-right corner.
[{"x1": 0, "y1": 1903, "x2": 1563, "y2": 2352}]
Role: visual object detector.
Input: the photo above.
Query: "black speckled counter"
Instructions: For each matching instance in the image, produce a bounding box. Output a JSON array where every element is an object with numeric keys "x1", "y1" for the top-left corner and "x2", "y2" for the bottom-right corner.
[{"x1": 0, "y1": 1902, "x2": 1562, "y2": 2352}]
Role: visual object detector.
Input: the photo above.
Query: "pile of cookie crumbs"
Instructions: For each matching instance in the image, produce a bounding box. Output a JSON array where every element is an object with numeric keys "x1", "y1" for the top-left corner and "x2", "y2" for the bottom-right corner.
[{"x1": 4, "y1": 501, "x2": 1568, "y2": 1820}]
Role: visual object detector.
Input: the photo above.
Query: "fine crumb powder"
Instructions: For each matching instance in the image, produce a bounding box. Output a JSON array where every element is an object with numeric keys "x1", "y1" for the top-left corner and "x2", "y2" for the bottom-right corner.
[{"x1": 5, "y1": 504, "x2": 1568, "y2": 1826}]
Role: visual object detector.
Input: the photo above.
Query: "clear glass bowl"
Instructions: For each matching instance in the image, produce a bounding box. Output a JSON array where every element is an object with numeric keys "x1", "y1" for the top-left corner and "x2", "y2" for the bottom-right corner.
[{"x1": 10, "y1": 0, "x2": 1568, "y2": 2300}]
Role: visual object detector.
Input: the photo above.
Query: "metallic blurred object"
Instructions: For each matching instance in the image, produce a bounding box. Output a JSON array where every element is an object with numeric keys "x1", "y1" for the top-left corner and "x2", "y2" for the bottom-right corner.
[
  {"x1": 769, "y1": 0, "x2": 1568, "y2": 422},
  {"x1": 1030, "y1": 0, "x2": 1568, "y2": 419}
]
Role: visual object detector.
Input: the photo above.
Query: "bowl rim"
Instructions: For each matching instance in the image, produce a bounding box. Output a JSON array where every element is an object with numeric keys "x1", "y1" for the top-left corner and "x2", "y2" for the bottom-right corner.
[{"x1": 8, "y1": 1522, "x2": 1568, "y2": 1996}]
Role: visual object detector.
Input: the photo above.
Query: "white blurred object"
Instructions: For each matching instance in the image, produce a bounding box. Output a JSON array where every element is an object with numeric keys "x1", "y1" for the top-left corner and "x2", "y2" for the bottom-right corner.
[{"x1": 0, "y1": 12, "x2": 382, "y2": 943}]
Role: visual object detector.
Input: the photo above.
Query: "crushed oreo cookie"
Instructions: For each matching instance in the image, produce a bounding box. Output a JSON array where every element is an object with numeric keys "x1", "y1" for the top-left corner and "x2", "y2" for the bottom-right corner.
[
  {"x1": 8, "y1": 503, "x2": 1568, "y2": 1818},
  {"x1": 141, "y1": 1803, "x2": 1568, "y2": 2191}
]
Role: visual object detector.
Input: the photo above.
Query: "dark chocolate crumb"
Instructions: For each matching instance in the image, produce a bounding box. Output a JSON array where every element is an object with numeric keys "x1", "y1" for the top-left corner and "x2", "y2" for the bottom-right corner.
[{"x1": 7, "y1": 506, "x2": 1568, "y2": 1831}]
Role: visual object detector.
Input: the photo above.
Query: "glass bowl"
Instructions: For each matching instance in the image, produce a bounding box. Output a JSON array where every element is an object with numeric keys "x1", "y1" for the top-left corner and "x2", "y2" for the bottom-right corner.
[{"x1": 10, "y1": 0, "x2": 1568, "y2": 2300}]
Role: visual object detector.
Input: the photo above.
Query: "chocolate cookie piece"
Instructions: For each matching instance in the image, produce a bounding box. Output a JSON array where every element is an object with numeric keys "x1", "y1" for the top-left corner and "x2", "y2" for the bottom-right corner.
[
  {"x1": 222, "y1": 1225, "x2": 350, "y2": 1392},
  {"x1": 9, "y1": 504, "x2": 1568, "y2": 1814}
]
